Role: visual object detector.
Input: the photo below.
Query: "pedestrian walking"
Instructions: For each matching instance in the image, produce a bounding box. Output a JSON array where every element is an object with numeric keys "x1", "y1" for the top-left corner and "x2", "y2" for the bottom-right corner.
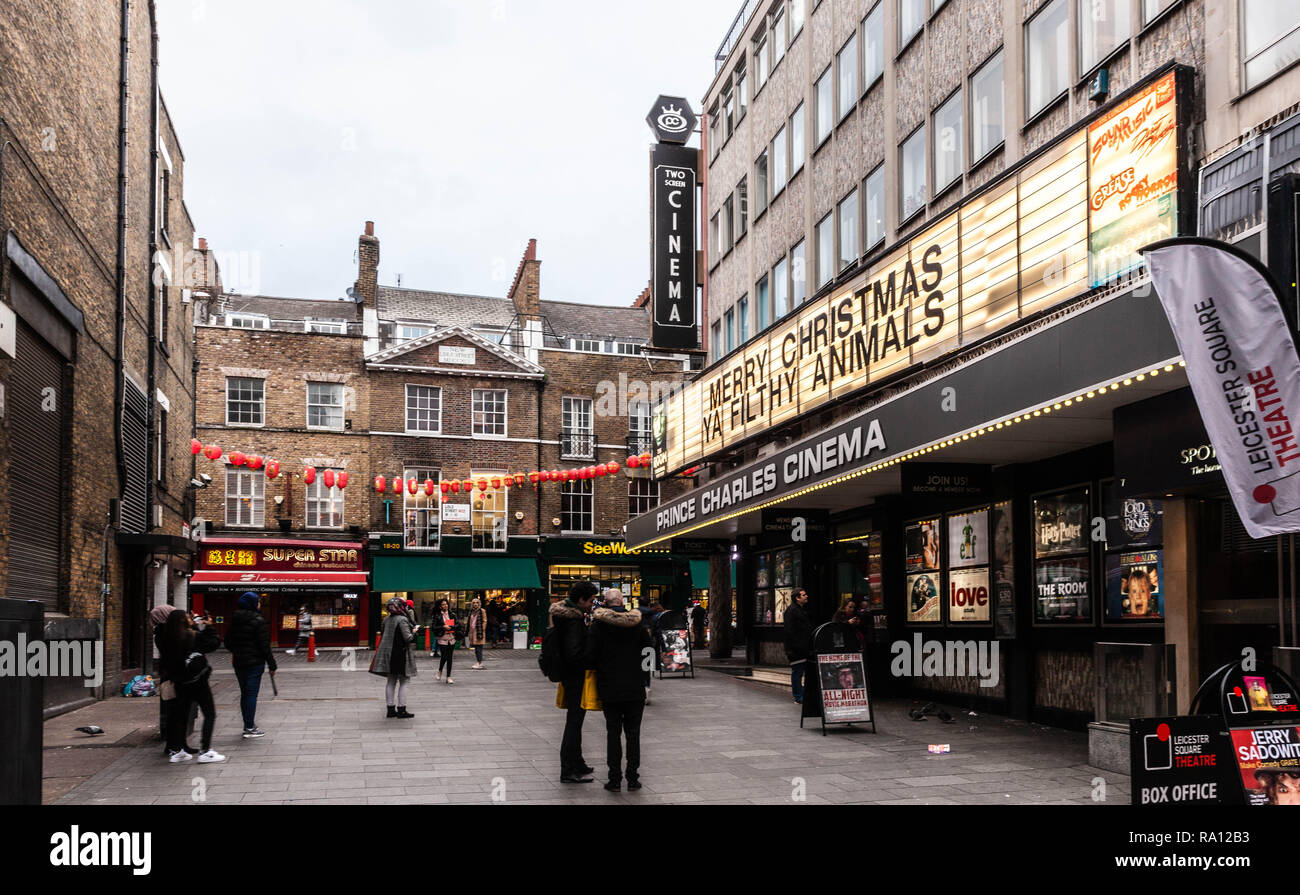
[
  {"x1": 225, "y1": 591, "x2": 277, "y2": 738},
  {"x1": 152, "y1": 605, "x2": 188, "y2": 755},
  {"x1": 157, "y1": 608, "x2": 224, "y2": 763},
  {"x1": 467, "y1": 598, "x2": 488, "y2": 669},
  {"x1": 433, "y1": 598, "x2": 459, "y2": 683},
  {"x1": 784, "y1": 589, "x2": 813, "y2": 705},
  {"x1": 371, "y1": 598, "x2": 419, "y2": 718},
  {"x1": 286, "y1": 604, "x2": 312, "y2": 655},
  {"x1": 553, "y1": 581, "x2": 598, "y2": 783},
  {"x1": 586, "y1": 589, "x2": 651, "y2": 792}
]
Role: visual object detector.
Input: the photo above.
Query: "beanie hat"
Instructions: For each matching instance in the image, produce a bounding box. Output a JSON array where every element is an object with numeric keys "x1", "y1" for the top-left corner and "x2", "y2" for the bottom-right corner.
[{"x1": 238, "y1": 591, "x2": 260, "y2": 610}]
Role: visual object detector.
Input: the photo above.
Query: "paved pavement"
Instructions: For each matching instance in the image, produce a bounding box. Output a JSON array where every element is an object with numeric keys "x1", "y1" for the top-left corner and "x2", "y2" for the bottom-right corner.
[{"x1": 50, "y1": 648, "x2": 1130, "y2": 805}]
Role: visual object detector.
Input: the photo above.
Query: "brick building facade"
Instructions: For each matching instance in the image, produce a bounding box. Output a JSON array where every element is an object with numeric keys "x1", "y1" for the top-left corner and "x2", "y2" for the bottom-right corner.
[
  {"x1": 1, "y1": 0, "x2": 203, "y2": 711},
  {"x1": 192, "y1": 224, "x2": 696, "y2": 644}
]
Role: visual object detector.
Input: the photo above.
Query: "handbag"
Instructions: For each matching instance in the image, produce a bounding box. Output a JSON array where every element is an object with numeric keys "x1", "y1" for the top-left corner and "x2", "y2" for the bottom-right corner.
[
  {"x1": 580, "y1": 669, "x2": 602, "y2": 711},
  {"x1": 179, "y1": 651, "x2": 211, "y2": 686}
]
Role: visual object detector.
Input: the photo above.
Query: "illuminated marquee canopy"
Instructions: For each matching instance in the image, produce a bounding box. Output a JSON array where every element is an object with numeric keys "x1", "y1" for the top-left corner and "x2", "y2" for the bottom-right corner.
[{"x1": 652, "y1": 68, "x2": 1187, "y2": 479}]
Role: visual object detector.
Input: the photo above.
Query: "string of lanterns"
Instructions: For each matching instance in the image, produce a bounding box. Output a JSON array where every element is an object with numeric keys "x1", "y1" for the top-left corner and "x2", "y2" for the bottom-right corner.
[{"x1": 190, "y1": 438, "x2": 652, "y2": 502}]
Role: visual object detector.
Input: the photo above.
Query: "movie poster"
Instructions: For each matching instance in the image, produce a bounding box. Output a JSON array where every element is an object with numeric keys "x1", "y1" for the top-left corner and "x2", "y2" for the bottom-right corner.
[
  {"x1": 1034, "y1": 557, "x2": 1092, "y2": 622},
  {"x1": 755, "y1": 554, "x2": 770, "y2": 589},
  {"x1": 1034, "y1": 489, "x2": 1090, "y2": 557},
  {"x1": 754, "y1": 589, "x2": 773, "y2": 625},
  {"x1": 992, "y1": 501, "x2": 1016, "y2": 638},
  {"x1": 906, "y1": 519, "x2": 941, "y2": 571},
  {"x1": 816, "y1": 652, "x2": 871, "y2": 723},
  {"x1": 867, "y1": 532, "x2": 884, "y2": 610},
  {"x1": 660, "y1": 629, "x2": 691, "y2": 673},
  {"x1": 1105, "y1": 550, "x2": 1165, "y2": 621},
  {"x1": 948, "y1": 508, "x2": 989, "y2": 568},
  {"x1": 774, "y1": 587, "x2": 792, "y2": 624},
  {"x1": 1102, "y1": 481, "x2": 1163, "y2": 549},
  {"x1": 775, "y1": 549, "x2": 794, "y2": 587},
  {"x1": 1232, "y1": 726, "x2": 1300, "y2": 805},
  {"x1": 907, "y1": 571, "x2": 941, "y2": 623},
  {"x1": 949, "y1": 567, "x2": 991, "y2": 623}
]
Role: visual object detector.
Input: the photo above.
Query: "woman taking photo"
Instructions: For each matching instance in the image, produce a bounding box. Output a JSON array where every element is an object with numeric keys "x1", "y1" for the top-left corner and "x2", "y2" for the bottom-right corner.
[
  {"x1": 372, "y1": 598, "x2": 419, "y2": 718},
  {"x1": 467, "y1": 598, "x2": 488, "y2": 670},
  {"x1": 157, "y1": 608, "x2": 223, "y2": 763},
  {"x1": 432, "y1": 598, "x2": 459, "y2": 683}
]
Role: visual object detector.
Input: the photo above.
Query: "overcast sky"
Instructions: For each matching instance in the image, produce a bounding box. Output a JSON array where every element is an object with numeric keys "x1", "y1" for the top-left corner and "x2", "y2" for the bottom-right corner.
[{"x1": 157, "y1": 0, "x2": 736, "y2": 307}]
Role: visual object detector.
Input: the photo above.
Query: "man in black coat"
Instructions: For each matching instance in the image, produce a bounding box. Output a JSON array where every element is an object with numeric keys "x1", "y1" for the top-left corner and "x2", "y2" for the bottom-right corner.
[
  {"x1": 225, "y1": 591, "x2": 277, "y2": 738},
  {"x1": 586, "y1": 590, "x2": 653, "y2": 791},
  {"x1": 784, "y1": 589, "x2": 813, "y2": 704},
  {"x1": 552, "y1": 581, "x2": 598, "y2": 783}
]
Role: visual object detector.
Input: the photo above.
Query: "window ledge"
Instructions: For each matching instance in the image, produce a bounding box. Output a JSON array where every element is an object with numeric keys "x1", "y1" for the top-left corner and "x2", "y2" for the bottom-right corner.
[
  {"x1": 1233, "y1": 60, "x2": 1300, "y2": 105},
  {"x1": 896, "y1": 28, "x2": 923, "y2": 61},
  {"x1": 1023, "y1": 91, "x2": 1069, "y2": 133},
  {"x1": 1137, "y1": 0, "x2": 1188, "y2": 37},
  {"x1": 1077, "y1": 42, "x2": 1130, "y2": 89},
  {"x1": 970, "y1": 141, "x2": 1005, "y2": 173}
]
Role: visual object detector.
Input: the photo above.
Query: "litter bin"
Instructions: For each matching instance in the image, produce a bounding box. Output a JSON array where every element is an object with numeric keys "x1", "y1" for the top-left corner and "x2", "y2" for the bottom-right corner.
[
  {"x1": 512, "y1": 618, "x2": 529, "y2": 650},
  {"x1": 0, "y1": 599, "x2": 43, "y2": 805}
]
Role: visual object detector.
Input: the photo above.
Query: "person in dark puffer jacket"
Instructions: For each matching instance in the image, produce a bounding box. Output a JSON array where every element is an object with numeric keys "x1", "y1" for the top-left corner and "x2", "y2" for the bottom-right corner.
[
  {"x1": 552, "y1": 581, "x2": 598, "y2": 783},
  {"x1": 586, "y1": 589, "x2": 653, "y2": 791},
  {"x1": 225, "y1": 591, "x2": 277, "y2": 738}
]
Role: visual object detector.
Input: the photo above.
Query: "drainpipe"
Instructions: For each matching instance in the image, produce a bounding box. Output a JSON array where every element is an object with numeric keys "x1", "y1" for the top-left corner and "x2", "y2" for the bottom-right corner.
[{"x1": 145, "y1": 1, "x2": 159, "y2": 533}]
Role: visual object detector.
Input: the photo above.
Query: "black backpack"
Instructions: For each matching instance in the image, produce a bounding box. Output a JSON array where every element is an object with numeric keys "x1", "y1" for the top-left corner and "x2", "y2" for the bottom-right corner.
[{"x1": 538, "y1": 623, "x2": 566, "y2": 682}]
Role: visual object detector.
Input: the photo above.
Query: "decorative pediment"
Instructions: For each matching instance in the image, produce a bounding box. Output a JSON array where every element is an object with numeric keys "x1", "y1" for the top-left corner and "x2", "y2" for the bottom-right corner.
[{"x1": 365, "y1": 324, "x2": 544, "y2": 376}]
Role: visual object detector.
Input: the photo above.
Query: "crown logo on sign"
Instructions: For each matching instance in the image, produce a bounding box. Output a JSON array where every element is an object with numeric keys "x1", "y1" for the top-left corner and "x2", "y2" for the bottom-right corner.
[{"x1": 661, "y1": 103, "x2": 683, "y2": 118}]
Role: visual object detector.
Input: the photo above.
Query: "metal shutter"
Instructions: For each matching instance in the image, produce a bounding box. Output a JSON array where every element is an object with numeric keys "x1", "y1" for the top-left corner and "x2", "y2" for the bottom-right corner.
[
  {"x1": 8, "y1": 320, "x2": 65, "y2": 611},
  {"x1": 120, "y1": 379, "x2": 148, "y2": 534}
]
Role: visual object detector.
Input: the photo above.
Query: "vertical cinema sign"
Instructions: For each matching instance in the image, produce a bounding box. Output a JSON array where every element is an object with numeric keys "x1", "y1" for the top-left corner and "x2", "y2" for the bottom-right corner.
[{"x1": 648, "y1": 95, "x2": 699, "y2": 350}]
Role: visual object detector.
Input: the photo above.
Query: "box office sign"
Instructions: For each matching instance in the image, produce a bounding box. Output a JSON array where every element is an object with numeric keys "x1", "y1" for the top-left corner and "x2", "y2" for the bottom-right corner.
[
  {"x1": 652, "y1": 66, "x2": 1189, "y2": 477},
  {"x1": 1130, "y1": 716, "x2": 1243, "y2": 805},
  {"x1": 651, "y1": 142, "x2": 698, "y2": 350}
]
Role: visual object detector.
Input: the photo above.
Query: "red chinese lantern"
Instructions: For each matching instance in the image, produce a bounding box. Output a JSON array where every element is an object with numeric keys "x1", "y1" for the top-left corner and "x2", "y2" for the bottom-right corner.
[
  {"x1": 230, "y1": 451, "x2": 247, "y2": 467},
  {"x1": 595, "y1": 463, "x2": 608, "y2": 476},
  {"x1": 491, "y1": 476, "x2": 502, "y2": 490},
  {"x1": 514, "y1": 473, "x2": 525, "y2": 486},
  {"x1": 204, "y1": 445, "x2": 222, "y2": 461},
  {"x1": 627, "y1": 455, "x2": 641, "y2": 468},
  {"x1": 303, "y1": 467, "x2": 316, "y2": 486},
  {"x1": 477, "y1": 479, "x2": 488, "y2": 492},
  {"x1": 462, "y1": 479, "x2": 473, "y2": 493},
  {"x1": 337, "y1": 472, "x2": 348, "y2": 490},
  {"x1": 424, "y1": 479, "x2": 435, "y2": 497},
  {"x1": 529, "y1": 471, "x2": 540, "y2": 484},
  {"x1": 440, "y1": 481, "x2": 450, "y2": 494},
  {"x1": 407, "y1": 478, "x2": 418, "y2": 496},
  {"x1": 441, "y1": 494, "x2": 449, "y2": 503},
  {"x1": 265, "y1": 460, "x2": 280, "y2": 479},
  {"x1": 641, "y1": 453, "x2": 651, "y2": 465},
  {"x1": 607, "y1": 461, "x2": 620, "y2": 475},
  {"x1": 374, "y1": 475, "x2": 387, "y2": 493},
  {"x1": 587, "y1": 466, "x2": 597, "y2": 478},
  {"x1": 247, "y1": 455, "x2": 264, "y2": 471},
  {"x1": 190, "y1": 439, "x2": 203, "y2": 455},
  {"x1": 391, "y1": 476, "x2": 403, "y2": 494},
  {"x1": 322, "y1": 469, "x2": 335, "y2": 489},
  {"x1": 450, "y1": 480, "x2": 461, "y2": 493}
]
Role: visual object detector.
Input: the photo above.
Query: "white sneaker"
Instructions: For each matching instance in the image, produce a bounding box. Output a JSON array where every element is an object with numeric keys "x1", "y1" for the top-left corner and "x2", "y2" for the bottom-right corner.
[
  {"x1": 447, "y1": 677, "x2": 454, "y2": 684},
  {"x1": 197, "y1": 749, "x2": 226, "y2": 763},
  {"x1": 435, "y1": 672, "x2": 441, "y2": 680},
  {"x1": 168, "y1": 749, "x2": 193, "y2": 763},
  {"x1": 285, "y1": 649, "x2": 295, "y2": 656},
  {"x1": 472, "y1": 663, "x2": 483, "y2": 669},
  {"x1": 645, "y1": 687, "x2": 652, "y2": 706}
]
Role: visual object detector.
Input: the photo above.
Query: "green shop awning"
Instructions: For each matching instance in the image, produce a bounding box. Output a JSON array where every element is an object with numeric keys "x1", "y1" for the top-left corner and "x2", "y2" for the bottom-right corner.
[
  {"x1": 373, "y1": 556, "x2": 542, "y2": 593},
  {"x1": 690, "y1": 560, "x2": 711, "y2": 590}
]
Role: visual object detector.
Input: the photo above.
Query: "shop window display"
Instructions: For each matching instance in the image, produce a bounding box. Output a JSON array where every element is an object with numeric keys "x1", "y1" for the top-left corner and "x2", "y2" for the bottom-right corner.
[
  {"x1": 1033, "y1": 487, "x2": 1093, "y2": 623},
  {"x1": 905, "y1": 518, "x2": 942, "y2": 623},
  {"x1": 1100, "y1": 481, "x2": 1164, "y2": 622}
]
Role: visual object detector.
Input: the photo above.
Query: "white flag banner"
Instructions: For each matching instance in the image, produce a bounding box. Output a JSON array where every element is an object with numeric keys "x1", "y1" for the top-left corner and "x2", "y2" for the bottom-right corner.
[{"x1": 1142, "y1": 238, "x2": 1300, "y2": 538}]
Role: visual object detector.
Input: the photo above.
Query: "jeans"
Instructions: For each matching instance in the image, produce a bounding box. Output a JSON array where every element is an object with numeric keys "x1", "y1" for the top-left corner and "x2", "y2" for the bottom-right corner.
[
  {"x1": 473, "y1": 645, "x2": 483, "y2": 663},
  {"x1": 790, "y1": 661, "x2": 806, "y2": 703},
  {"x1": 182, "y1": 681, "x2": 216, "y2": 751},
  {"x1": 164, "y1": 694, "x2": 192, "y2": 753},
  {"x1": 560, "y1": 677, "x2": 587, "y2": 776},
  {"x1": 235, "y1": 663, "x2": 265, "y2": 729},
  {"x1": 602, "y1": 700, "x2": 645, "y2": 783}
]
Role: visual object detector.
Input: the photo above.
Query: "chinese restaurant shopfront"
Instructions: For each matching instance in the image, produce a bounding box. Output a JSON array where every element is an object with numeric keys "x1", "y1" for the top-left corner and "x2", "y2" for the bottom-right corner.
[
  {"x1": 190, "y1": 537, "x2": 370, "y2": 648},
  {"x1": 542, "y1": 538, "x2": 682, "y2": 616},
  {"x1": 628, "y1": 66, "x2": 1266, "y2": 727}
]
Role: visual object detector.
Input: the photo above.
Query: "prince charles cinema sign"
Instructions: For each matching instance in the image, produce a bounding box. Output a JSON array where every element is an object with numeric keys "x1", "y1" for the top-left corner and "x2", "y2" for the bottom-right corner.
[{"x1": 651, "y1": 66, "x2": 1191, "y2": 479}]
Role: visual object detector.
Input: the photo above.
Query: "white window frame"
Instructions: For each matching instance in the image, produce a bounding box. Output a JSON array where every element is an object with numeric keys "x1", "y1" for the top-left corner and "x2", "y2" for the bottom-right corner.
[
  {"x1": 815, "y1": 213, "x2": 834, "y2": 289},
  {"x1": 933, "y1": 89, "x2": 964, "y2": 196},
  {"x1": 397, "y1": 323, "x2": 431, "y2": 342},
  {"x1": 863, "y1": 3, "x2": 884, "y2": 87},
  {"x1": 790, "y1": 104, "x2": 806, "y2": 176},
  {"x1": 900, "y1": 0, "x2": 925, "y2": 47},
  {"x1": 815, "y1": 65, "x2": 834, "y2": 146},
  {"x1": 837, "y1": 32, "x2": 859, "y2": 121},
  {"x1": 305, "y1": 318, "x2": 346, "y2": 334},
  {"x1": 864, "y1": 165, "x2": 886, "y2": 251},
  {"x1": 1026, "y1": 0, "x2": 1069, "y2": 119},
  {"x1": 901, "y1": 124, "x2": 927, "y2": 222},
  {"x1": 970, "y1": 49, "x2": 1006, "y2": 164},
  {"x1": 629, "y1": 400, "x2": 654, "y2": 455},
  {"x1": 1241, "y1": 0, "x2": 1300, "y2": 91},
  {"x1": 472, "y1": 389, "x2": 508, "y2": 438},
  {"x1": 403, "y1": 467, "x2": 441, "y2": 550},
  {"x1": 405, "y1": 384, "x2": 442, "y2": 434},
  {"x1": 471, "y1": 468, "x2": 508, "y2": 551},
  {"x1": 306, "y1": 381, "x2": 345, "y2": 431},
  {"x1": 225, "y1": 376, "x2": 265, "y2": 427},
  {"x1": 224, "y1": 468, "x2": 264, "y2": 528},
  {"x1": 227, "y1": 313, "x2": 269, "y2": 329},
  {"x1": 305, "y1": 468, "x2": 345, "y2": 530},
  {"x1": 562, "y1": 396, "x2": 595, "y2": 460},
  {"x1": 1078, "y1": 0, "x2": 1131, "y2": 76},
  {"x1": 629, "y1": 477, "x2": 661, "y2": 518},
  {"x1": 561, "y1": 477, "x2": 594, "y2": 535}
]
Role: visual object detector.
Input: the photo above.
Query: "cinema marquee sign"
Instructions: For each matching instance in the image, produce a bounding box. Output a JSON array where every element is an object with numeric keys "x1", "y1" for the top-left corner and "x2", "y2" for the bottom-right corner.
[{"x1": 652, "y1": 67, "x2": 1189, "y2": 478}]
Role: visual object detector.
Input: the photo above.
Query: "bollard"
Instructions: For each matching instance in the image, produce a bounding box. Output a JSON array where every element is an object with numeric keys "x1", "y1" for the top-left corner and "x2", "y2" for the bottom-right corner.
[
  {"x1": 425, "y1": 627, "x2": 431, "y2": 651},
  {"x1": 308, "y1": 632, "x2": 317, "y2": 662}
]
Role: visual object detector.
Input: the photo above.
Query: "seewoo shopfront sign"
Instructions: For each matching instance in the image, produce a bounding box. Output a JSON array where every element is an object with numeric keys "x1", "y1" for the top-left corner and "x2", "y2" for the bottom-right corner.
[{"x1": 651, "y1": 66, "x2": 1191, "y2": 479}]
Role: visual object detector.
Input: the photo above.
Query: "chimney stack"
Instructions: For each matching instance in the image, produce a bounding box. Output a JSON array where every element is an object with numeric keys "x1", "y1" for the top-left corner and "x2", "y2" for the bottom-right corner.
[
  {"x1": 508, "y1": 238, "x2": 541, "y2": 320},
  {"x1": 354, "y1": 221, "x2": 380, "y2": 318}
]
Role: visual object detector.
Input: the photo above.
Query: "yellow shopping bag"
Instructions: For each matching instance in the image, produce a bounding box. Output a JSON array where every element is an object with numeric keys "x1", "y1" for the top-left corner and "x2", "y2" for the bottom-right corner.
[{"x1": 556, "y1": 671, "x2": 603, "y2": 711}]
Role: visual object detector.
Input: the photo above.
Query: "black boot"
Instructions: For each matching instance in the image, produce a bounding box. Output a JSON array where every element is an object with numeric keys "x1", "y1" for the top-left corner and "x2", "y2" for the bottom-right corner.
[
  {"x1": 386, "y1": 705, "x2": 398, "y2": 718},
  {"x1": 396, "y1": 706, "x2": 415, "y2": 719}
]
